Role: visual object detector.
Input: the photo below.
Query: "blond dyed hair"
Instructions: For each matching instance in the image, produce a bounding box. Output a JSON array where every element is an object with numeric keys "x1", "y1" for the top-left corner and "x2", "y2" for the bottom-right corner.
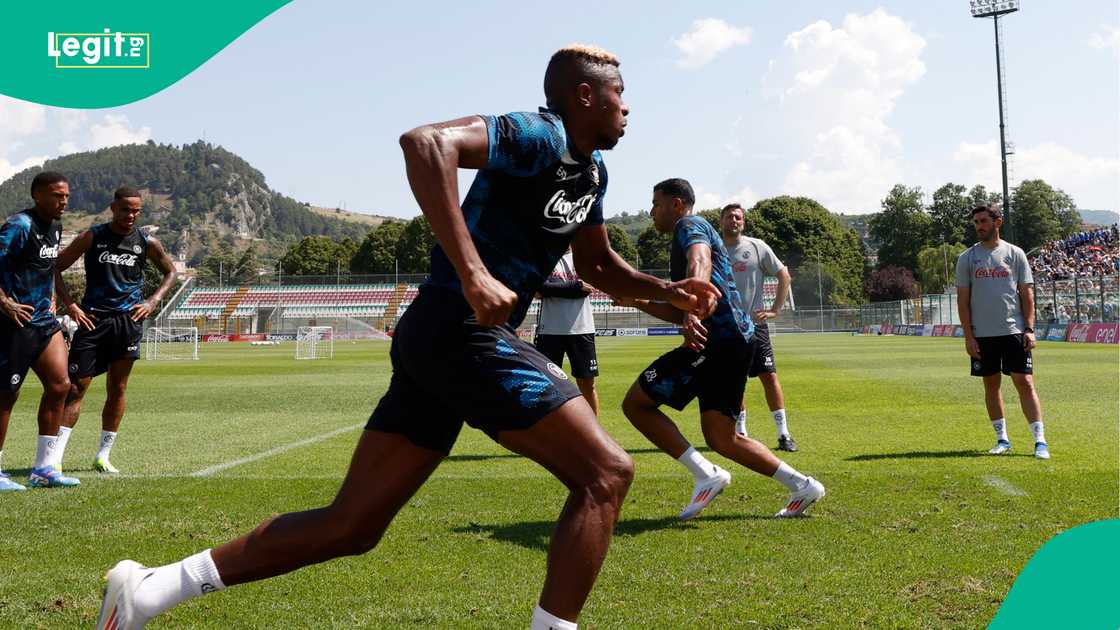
[{"x1": 544, "y1": 44, "x2": 621, "y2": 112}]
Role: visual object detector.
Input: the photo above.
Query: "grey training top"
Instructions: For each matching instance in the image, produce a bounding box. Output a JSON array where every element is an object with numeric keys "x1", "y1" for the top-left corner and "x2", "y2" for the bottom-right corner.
[
  {"x1": 727, "y1": 236, "x2": 784, "y2": 314},
  {"x1": 955, "y1": 240, "x2": 1033, "y2": 337}
]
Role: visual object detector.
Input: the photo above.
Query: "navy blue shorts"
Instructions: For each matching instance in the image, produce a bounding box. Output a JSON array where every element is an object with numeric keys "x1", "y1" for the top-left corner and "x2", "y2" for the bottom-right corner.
[
  {"x1": 367, "y1": 286, "x2": 582, "y2": 454},
  {"x1": 68, "y1": 311, "x2": 142, "y2": 378},
  {"x1": 637, "y1": 336, "x2": 754, "y2": 420},
  {"x1": 970, "y1": 334, "x2": 1033, "y2": 376},
  {"x1": 0, "y1": 319, "x2": 62, "y2": 392}
]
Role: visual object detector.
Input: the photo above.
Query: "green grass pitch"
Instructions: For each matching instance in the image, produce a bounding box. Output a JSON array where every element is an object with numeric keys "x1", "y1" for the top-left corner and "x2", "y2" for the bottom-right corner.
[{"x1": 0, "y1": 334, "x2": 1115, "y2": 628}]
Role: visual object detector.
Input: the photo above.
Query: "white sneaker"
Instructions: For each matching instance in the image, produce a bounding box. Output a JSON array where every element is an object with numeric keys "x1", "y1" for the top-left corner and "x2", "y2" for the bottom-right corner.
[
  {"x1": 97, "y1": 560, "x2": 154, "y2": 630},
  {"x1": 734, "y1": 417, "x2": 748, "y2": 437},
  {"x1": 679, "y1": 467, "x2": 731, "y2": 521},
  {"x1": 775, "y1": 477, "x2": 825, "y2": 518},
  {"x1": 988, "y1": 440, "x2": 1012, "y2": 455}
]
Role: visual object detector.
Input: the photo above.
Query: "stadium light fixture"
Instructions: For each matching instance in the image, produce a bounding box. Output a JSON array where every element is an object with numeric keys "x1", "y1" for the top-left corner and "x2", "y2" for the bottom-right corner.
[{"x1": 969, "y1": 0, "x2": 1020, "y2": 241}]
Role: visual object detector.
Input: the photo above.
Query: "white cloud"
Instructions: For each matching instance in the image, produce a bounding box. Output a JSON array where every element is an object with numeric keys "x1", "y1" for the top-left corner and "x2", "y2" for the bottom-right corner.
[
  {"x1": 0, "y1": 96, "x2": 47, "y2": 138},
  {"x1": 88, "y1": 114, "x2": 152, "y2": 150},
  {"x1": 952, "y1": 140, "x2": 1120, "y2": 209},
  {"x1": 761, "y1": 9, "x2": 926, "y2": 212},
  {"x1": 1088, "y1": 24, "x2": 1120, "y2": 60},
  {"x1": 696, "y1": 185, "x2": 759, "y2": 210},
  {"x1": 673, "y1": 18, "x2": 752, "y2": 69},
  {"x1": 0, "y1": 155, "x2": 48, "y2": 184}
]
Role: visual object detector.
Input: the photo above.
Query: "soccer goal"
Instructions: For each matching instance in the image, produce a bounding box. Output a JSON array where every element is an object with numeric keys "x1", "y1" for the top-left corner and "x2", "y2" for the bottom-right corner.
[
  {"x1": 144, "y1": 326, "x2": 199, "y2": 361},
  {"x1": 296, "y1": 326, "x2": 334, "y2": 360}
]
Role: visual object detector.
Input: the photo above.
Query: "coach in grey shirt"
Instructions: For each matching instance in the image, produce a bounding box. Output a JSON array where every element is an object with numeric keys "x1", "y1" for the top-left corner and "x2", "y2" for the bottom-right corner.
[
  {"x1": 535, "y1": 250, "x2": 600, "y2": 415},
  {"x1": 720, "y1": 203, "x2": 799, "y2": 452},
  {"x1": 955, "y1": 203, "x2": 1049, "y2": 459}
]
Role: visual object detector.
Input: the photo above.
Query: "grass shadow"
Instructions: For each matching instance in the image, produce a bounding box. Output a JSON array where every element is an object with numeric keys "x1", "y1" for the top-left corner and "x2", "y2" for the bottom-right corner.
[
  {"x1": 452, "y1": 513, "x2": 767, "y2": 552},
  {"x1": 443, "y1": 446, "x2": 712, "y2": 464},
  {"x1": 846, "y1": 450, "x2": 1033, "y2": 461}
]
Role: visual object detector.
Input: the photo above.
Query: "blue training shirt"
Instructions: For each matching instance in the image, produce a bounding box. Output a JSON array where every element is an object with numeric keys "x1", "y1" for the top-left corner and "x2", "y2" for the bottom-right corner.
[
  {"x1": 670, "y1": 215, "x2": 754, "y2": 345},
  {"x1": 0, "y1": 209, "x2": 61, "y2": 327},
  {"x1": 81, "y1": 223, "x2": 149, "y2": 314},
  {"x1": 424, "y1": 109, "x2": 607, "y2": 327}
]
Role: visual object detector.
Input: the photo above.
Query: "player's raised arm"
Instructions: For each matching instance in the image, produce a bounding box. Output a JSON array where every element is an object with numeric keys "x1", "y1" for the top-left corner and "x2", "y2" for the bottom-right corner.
[
  {"x1": 570, "y1": 224, "x2": 719, "y2": 318},
  {"x1": 399, "y1": 116, "x2": 515, "y2": 326}
]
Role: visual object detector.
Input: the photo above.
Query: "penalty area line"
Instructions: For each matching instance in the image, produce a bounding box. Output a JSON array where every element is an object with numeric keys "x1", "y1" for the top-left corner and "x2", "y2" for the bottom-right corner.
[{"x1": 190, "y1": 422, "x2": 366, "y2": 477}]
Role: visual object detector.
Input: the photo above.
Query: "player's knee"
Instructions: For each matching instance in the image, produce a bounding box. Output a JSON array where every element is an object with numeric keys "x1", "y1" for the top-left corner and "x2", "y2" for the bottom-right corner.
[
  {"x1": 704, "y1": 431, "x2": 735, "y2": 458},
  {"x1": 325, "y1": 517, "x2": 386, "y2": 557},
  {"x1": 582, "y1": 451, "x2": 634, "y2": 508},
  {"x1": 45, "y1": 375, "x2": 70, "y2": 400},
  {"x1": 106, "y1": 382, "x2": 128, "y2": 400},
  {"x1": 620, "y1": 392, "x2": 648, "y2": 420}
]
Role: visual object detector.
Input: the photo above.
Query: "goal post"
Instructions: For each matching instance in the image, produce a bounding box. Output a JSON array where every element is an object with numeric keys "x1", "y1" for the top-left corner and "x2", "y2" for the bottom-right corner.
[
  {"x1": 296, "y1": 326, "x2": 334, "y2": 360},
  {"x1": 144, "y1": 326, "x2": 199, "y2": 360}
]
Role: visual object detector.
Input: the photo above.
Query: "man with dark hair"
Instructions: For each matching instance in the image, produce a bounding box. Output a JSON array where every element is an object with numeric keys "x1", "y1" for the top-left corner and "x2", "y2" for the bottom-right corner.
[
  {"x1": 99, "y1": 44, "x2": 721, "y2": 630},
  {"x1": 619, "y1": 178, "x2": 824, "y2": 521},
  {"x1": 956, "y1": 204, "x2": 1049, "y2": 459},
  {"x1": 720, "y1": 202, "x2": 799, "y2": 451},
  {"x1": 52, "y1": 187, "x2": 178, "y2": 474},
  {"x1": 0, "y1": 171, "x2": 79, "y2": 491}
]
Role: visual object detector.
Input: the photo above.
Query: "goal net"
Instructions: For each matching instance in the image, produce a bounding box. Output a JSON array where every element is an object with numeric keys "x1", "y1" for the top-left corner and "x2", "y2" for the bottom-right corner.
[
  {"x1": 296, "y1": 326, "x2": 334, "y2": 360},
  {"x1": 144, "y1": 326, "x2": 199, "y2": 361}
]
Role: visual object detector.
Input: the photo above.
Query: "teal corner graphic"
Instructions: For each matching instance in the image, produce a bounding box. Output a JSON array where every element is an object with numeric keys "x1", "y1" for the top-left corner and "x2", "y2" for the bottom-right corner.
[
  {"x1": 0, "y1": 1, "x2": 291, "y2": 108},
  {"x1": 989, "y1": 519, "x2": 1120, "y2": 629}
]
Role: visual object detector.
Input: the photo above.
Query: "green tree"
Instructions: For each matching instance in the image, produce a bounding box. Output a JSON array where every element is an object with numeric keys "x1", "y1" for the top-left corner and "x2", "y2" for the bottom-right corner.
[
  {"x1": 636, "y1": 225, "x2": 671, "y2": 270},
  {"x1": 929, "y1": 183, "x2": 971, "y2": 244},
  {"x1": 351, "y1": 221, "x2": 406, "y2": 273},
  {"x1": 395, "y1": 216, "x2": 437, "y2": 274},
  {"x1": 870, "y1": 184, "x2": 933, "y2": 272},
  {"x1": 605, "y1": 223, "x2": 639, "y2": 268},
  {"x1": 744, "y1": 196, "x2": 866, "y2": 305},
  {"x1": 280, "y1": 236, "x2": 349, "y2": 276},
  {"x1": 916, "y1": 243, "x2": 967, "y2": 294},
  {"x1": 1011, "y1": 179, "x2": 1080, "y2": 252}
]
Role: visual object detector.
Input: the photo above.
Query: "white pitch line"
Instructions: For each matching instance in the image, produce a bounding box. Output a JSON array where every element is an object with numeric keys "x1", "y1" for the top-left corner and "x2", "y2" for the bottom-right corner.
[
  {"x1": 981, "y1": 475, "x2": 1027, "y2": 496},
  {"x1": 190, "y1": 422, "x2": 366, "y2": 477}
]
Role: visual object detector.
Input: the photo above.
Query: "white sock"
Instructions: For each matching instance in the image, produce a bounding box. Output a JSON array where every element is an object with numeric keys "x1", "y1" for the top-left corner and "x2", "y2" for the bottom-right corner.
[
  {"x1": 1029, "y1": 421, "x2": 1046, "y2": 444},
  {"x1": 772, "y1": 408, "x2": 789, "y2": 438},
  {"x1": 54, "y1": 426, "x2": 73, "y2": 466},
  {"x1": 530, "y1": 605, "x2": 576, "y2": 630},
  {"x1": 772, "y1": 461, "x2": 809, "y2": 492},
  {"x1": 677, "y1": 446, "x2": 718, "y2": 481},
  {"x1": 991, "y1": 418, "x2": 1009, "y2": 442},
  {"x1": 133, "y1": 549, "x2": 226, "y2": 619},
  {"x1": 34, "y1": 435, "x2": 58, "y2": 469},
  {"x1": 97, "y1": 431, "x2": 118, "y2": 461},
  {"x1": 735, "y1": 410, "x2": 748, "y2": 437},
  {"x1": 0, "y1": 450, "x2": 5, "y2": 474}
]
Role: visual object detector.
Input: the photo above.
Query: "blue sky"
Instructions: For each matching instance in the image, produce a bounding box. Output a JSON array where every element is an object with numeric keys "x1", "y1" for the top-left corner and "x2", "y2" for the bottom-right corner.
[{"x1": 2, "y1": 1, "x2": 1117, "y2": 217}]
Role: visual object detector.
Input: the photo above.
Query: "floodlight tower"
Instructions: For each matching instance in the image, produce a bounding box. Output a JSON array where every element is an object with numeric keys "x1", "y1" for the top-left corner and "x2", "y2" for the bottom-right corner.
[{"x1": 970, "y1": 0, "x2": 1019, "y2": 241}]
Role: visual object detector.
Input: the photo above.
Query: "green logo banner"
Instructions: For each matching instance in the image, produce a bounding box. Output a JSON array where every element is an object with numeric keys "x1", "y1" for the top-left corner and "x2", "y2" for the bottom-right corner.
[
  {"x1": 0, "y1": 0, "x2": 291, "y2": 108},
  {"x1": 988, "y1": 519, "x2": 1120, "y2": 628}
]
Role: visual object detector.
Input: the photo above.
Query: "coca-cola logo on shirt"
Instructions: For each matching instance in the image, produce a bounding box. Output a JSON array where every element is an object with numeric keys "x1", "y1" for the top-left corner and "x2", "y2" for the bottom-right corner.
[
  {"x1": 39, "y1": 244, "x2": 59, "y2": 259},
  {"x1": 543, "y1": 189, "x2": 596, "y2": 225},
  {"x1": 99, "y1": 251, "x2": 139, "y2": 267},
  {"x1": 974, "y1": 266, "x2": 1010, "y2": 279}
]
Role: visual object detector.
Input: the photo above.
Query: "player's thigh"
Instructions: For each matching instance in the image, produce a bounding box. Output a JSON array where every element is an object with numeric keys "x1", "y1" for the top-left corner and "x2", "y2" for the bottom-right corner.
[
  {"x1": 635, "y1": 347, "x2": 702, "y2": 412},
  {"x1": 330, "y1": 430, "x2": 446, "y2": 524},
  {"x1": 1000, "y1": 334, "x2": 1033, "y2": 375},
  {"x1": 105, "y1": 356, "x2": 137, "y2": 394},
  {"x1": 497, "y1": 396, "x2": 631, "y2": 491},
  {"x1": 971, "y1": 337, "x2": 1003, "y2": 377},
  {"x1": 31, "y1": 328, "x2": 69, "y2": 388}
]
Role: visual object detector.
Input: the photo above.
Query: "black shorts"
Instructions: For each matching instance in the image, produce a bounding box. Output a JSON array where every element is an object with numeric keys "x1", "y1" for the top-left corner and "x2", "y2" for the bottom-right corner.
[
  {"x1": 366, "y1": 286, "x2": 582, "y2": 454},
  {"x1": 68, "y1": 311, "x2": 143, "y2": 378},
  {"x1": 637, "y1": 336, "x2": 754, "y2": 420},
  {"x1": 747, "y1": 324, "x2": 777, "y2": 377},
  {"x1": 970, "y1": 334, "x2": 1034, "y2": 376},
  {"x1": 0, "y1": 319, "x2": 62, "y2": 392},
  {"x1": 534, "y1": 333, "x2": 598, "y2": 379}
]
